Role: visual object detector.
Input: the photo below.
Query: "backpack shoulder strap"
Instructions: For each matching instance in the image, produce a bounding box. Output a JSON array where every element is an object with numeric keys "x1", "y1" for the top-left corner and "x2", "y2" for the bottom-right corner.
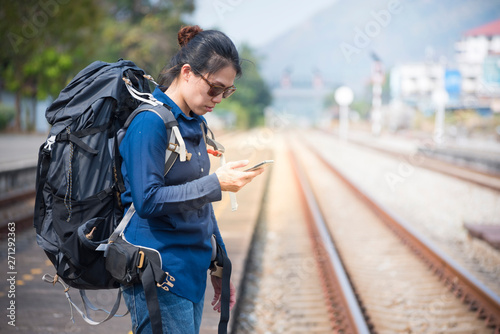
[
  {"x1": 121, "y1": 102, "x2": 190, "y2": 173},
  {"x1": 201, "y1": 120, "x2": 225, "y2": 154},
  {"x1": 123, "y1": 103, "x2": 177, "y2": 129},
  {"x1": 108, "y1": 103, "x2": 187, "y2": 243},
  {"x1": 200, "y1": 120, "x2": 238, "y2": 211}
]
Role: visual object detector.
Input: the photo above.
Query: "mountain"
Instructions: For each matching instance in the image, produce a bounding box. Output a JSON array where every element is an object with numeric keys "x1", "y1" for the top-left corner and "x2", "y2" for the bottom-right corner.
[{"x1": 258, "y1": 0, "x2": 500, "y2": 95}]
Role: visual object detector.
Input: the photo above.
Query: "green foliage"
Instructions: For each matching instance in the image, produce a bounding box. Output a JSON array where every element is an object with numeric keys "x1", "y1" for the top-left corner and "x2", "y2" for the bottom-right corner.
[
  {"x1": 95, "y1": 0, "x2": 195, "y2": 75},
  {"x1": 0, "y1": 0, "x2": 103, "y2": 130},
  {"x1": 0, "y1": 0, "x2": 194, "y2": 131},
  {"x1": 445, "y1": 109, "x2": 500, "y2": 136},
  {"x1": 0, "y1": 104, "x2": 15, "y2": 130},
  {"x1": 95, "y1": 13, "x2": 183, "y2": 76},
  {"x1": 0, "y1": 0, "x2": 269, "y2": 131},
  {"x1": 7, "y1": 48, "x2": 74, "y2": 100},
  {"x1": 1, "y1": 0, "x2": 102, "y2": 86},
  {"x1": 217, "y1": 44, "x2": 272, "y2": 128}
]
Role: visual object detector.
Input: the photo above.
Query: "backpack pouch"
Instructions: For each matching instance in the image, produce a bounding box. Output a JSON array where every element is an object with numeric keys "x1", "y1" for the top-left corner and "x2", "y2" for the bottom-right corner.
[{"x1": 50, "y1": 191, "x2": 120, "y2": 289}]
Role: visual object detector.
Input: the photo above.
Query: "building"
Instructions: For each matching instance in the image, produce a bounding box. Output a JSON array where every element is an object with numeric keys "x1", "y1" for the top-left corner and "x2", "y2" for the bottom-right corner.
[
  {"x1": 389, "y1": 19, "x2": 500, "y2": 113},
  {"x1": 390, "y1": 62, "x2": 445, "y2": 106},
  {"x1": 455, "y1": 19, "x2": 500, "y2": 109}
]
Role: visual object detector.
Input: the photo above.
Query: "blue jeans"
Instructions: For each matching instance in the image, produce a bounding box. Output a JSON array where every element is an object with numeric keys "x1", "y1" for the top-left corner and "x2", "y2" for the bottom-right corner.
[{"x1": 122, "y1": 283, "x2": 204, "y2": 334}]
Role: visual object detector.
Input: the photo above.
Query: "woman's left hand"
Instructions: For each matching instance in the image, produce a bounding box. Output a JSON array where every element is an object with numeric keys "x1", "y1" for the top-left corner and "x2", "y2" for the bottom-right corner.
[
  {"x1": 210, "y1": 275, "x2": 236, "y2": 312},
  {"x1": 215, "y1": 160, "x2": 264, "y2": 193}
]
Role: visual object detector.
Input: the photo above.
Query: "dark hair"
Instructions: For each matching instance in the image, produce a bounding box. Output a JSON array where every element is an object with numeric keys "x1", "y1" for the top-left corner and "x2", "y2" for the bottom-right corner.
[{"x1": 158, "y1": 25, "x2": 242, "y2": 88}]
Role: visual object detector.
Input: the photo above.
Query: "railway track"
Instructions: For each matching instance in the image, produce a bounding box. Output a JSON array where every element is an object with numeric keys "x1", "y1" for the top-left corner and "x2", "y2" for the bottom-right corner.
[
  {"x1": 232, "y1": 132, "x2": 499, "y2": 333},
  {"x1": 290, "y1": 144, "x2": 371, "y2": 333},
  {"x1": 233, "y1": 135, "x2": 371, "y2": 333},
  {"x1": 307, "y1": 130, "x2": 500, "y2": 296},
  {"x1": 349, "y1": 133, "x2": 500, "y2": 252},
  {"x1": 340, "y1": 130, "x2": 500, "y2": 193},
  {"x1": 292, "y1": 133, "x2": 500, "y2": 333},
  {"x1": 0, "y1": 187, "x2": 35, "y2": 237}
]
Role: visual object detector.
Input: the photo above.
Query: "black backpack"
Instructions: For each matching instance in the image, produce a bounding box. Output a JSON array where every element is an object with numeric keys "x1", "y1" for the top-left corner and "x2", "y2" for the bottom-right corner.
[
  {"x1": 33, "y1": 59, "x2": 187, "y2": 329},
  {"x1": 34, "y1": 59, "x2": 232, "y2": 334}
]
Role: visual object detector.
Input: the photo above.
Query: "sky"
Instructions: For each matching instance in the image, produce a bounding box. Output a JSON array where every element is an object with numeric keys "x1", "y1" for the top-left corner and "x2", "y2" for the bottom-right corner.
[{"x1": 187, "y1": 0, "x2": 337, "y2": 48}]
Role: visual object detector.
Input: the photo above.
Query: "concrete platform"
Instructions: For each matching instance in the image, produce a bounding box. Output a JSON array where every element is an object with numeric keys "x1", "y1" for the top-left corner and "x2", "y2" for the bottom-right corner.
[{"x1": 0, "y1": 134, "x2": 47, "y2": 172}]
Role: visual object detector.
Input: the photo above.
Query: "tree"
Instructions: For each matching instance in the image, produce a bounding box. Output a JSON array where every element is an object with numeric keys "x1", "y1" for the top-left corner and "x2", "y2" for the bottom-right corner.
[
  {"x1": 95, "y1": 0, "x2": 195, "y2": 76},
  {"x1": 0, "y1": 0, "x2": 195, "y2": 132},
  {"x1": 0, "y1": 0, "x2": 102, "y2": 131},
  {"x1": 217, "y1": 44, "x2": 272, "y2": 128}
]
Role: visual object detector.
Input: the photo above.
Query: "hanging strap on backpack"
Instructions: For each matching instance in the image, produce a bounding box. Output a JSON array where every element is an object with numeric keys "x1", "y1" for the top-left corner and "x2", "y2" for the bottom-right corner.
[
  {"x1": 202, "y1": 121, "x2": 238, "y2": 212},
  {"x1": 218, "y1": 252, "x2": 232, "y2": 334},
  {"x1": 42, "y1": 273, "x2": 127, "y2": 325},
  {"x1": 210, "y1": 236, "x2": 233, "y2": 334},
  {"x1": 202, "y1": 121, "x2": 235, "y2": 334}
]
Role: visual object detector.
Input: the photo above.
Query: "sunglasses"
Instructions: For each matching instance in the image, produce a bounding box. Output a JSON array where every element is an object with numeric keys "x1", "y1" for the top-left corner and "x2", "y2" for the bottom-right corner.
[{"x1": 193, "y1": 70, "x2": 237, "y2": 99}]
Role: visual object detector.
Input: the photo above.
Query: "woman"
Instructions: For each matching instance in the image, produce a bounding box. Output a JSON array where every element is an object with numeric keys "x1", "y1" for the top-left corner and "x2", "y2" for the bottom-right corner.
[{"x1": 119, "y1": 25, "x2": 264, "y2": 333}]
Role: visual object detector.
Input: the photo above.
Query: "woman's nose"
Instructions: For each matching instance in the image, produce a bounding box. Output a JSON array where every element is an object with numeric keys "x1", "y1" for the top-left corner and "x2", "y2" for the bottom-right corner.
[{"x1": 211, "y1": 93, "x2": 223, "y2": 104}]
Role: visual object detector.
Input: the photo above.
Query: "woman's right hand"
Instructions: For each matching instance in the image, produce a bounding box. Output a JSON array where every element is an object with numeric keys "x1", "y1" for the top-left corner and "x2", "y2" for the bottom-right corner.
[{"x1": 215, "y1": 160, "x2": 264, "y2": 192}]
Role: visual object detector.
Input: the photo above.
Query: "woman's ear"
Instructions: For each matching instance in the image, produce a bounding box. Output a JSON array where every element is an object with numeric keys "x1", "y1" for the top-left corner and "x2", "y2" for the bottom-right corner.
[{"x1": 180, "y1": 64, "x2": 192, "y2": 83}]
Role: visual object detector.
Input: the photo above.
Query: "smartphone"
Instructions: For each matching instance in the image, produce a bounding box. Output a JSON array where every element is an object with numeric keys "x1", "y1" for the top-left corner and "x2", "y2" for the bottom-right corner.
[{"x1": 244, "y1": 160, "x2": 274, "y2": 172}]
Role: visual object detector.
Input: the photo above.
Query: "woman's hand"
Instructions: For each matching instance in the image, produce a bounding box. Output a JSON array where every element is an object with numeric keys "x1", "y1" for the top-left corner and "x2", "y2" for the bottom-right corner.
[
  {"x1": 215, "y1": 160, "x2": 264, "y2": 192},
  {"x1": 211, "y1": 275, "x2": 236, "y2": 312}
]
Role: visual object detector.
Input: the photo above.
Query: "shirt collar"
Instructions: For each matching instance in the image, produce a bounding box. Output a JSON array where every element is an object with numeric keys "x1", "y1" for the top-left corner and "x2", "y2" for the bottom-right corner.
[{"x1": 152, "y1": 86, "x2": 200, "y2": 122}]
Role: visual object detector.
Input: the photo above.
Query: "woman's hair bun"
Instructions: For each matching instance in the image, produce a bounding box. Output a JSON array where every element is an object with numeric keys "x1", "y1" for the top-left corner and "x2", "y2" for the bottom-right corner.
[{"x1": 178, "y1": 25, "x2": 203, "y2": 48}]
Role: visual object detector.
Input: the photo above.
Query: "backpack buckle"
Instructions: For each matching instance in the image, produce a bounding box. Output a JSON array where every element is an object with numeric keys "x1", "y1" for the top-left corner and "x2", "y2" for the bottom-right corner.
[
  {"x1": 210, "y1": 262, "x2": 223, "y2": 278},
  {"x1": 157, "y1": 272, "x2": 175, "y2": 292},
  {"x1": 167, "y1": 143, "x2": 191, "y2": 161},
  {"x1": 137, "y1": 250, "x2": 145, "y2": 269},
  {"x1": 167, "y1": 143, "x2": 178, "y2": 152},
  {"x1": 43, "y1": 135, "x2": 56, "y2": 152}
]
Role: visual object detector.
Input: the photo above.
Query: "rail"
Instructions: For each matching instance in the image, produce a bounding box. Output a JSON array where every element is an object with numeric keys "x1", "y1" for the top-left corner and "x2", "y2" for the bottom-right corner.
[
  {"x1": 0, "y1": 166, "x2": 37, "y2": 236},
  {"x1": 308, "y1": 141, "x2": 500, "y2": 331},
  {"x1": 289, "y1": 145, "x2": 372, "y2": 333}
]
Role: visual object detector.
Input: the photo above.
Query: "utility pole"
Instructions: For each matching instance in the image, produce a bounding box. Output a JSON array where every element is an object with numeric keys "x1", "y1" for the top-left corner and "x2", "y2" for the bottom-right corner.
[
  {"x1": 432, "y1": 89, "x2": 449, "y2": 145},
  {"x1": 371, "y1": 53, "x2": 384, "y2": 136}
]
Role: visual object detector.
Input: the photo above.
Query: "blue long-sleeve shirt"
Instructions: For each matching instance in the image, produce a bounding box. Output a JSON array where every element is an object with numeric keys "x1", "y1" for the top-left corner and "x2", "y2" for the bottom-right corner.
[{"x1": 119, "y1": 87, "x2": 224, "y2": 303}]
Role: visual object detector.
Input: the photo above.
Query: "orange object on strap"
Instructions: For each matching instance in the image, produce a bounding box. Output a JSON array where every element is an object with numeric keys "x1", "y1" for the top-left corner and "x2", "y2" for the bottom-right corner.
[{"x1": 207, "y1": 149, "x2": 222, "y2": 157}]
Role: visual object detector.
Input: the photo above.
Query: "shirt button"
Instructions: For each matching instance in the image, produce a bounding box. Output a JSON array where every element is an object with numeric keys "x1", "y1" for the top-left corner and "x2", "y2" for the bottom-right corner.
[
  {"x1": 198, "y1": 152, "x2": 201, "y2": 156},
  {"x1": 201, "y1": 168, "x2": 204, "y2": 172}
]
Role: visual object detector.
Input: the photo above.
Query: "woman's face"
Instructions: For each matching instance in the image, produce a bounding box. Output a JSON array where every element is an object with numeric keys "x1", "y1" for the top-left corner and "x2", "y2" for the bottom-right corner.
[{"x1": 184, "y1": 65, "x2": 237, "y2": 117}]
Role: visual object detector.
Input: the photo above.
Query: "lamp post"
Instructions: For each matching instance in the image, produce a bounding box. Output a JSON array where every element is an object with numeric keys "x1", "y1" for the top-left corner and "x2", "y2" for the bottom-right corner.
[
  {"x1": 335, "y1": 86, "x2": 354, "y2": 140},
  {"x1": 432, "y1": 89, "x2": 449, "y2": 145}
]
